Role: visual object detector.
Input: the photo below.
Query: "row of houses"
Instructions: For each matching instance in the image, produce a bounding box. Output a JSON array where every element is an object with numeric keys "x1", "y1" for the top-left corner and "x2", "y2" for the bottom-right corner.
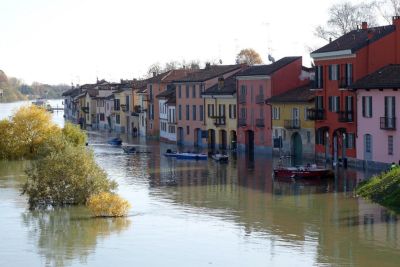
[{"x1": 63, "y1": 16, "x2": 400, "y2": 169}]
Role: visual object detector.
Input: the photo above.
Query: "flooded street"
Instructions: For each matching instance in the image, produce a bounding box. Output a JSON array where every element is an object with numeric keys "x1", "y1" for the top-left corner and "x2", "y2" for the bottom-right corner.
[{"x1": 0, "y1": 101, "x2": 400, "y2": 266}]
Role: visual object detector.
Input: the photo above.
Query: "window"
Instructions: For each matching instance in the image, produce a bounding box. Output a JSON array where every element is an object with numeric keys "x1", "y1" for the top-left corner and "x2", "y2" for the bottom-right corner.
[
  {"x1": 178, "y1": 105, "x2": 182, "y2": 120},
  {"x1": 178, "y1": 85, "x2": 182, "y2": 98},
  {"x1": 388, "y1": 136, "x2": 393, "y2": 155},
  {"x1": 186, "y1": 85, "x2": 189, "y2": 98},
  {"x1": 274, "y1": 129, "x2": 278, "y2": 137},
  {"x1": 240, "y1": 107, "x2": 246, "y2": 119},
  {"x1": 282, "y1": 129, "x2": 286, "y2": 141},
  {"x1": 307, "y1": 131, "x2": 311, "y2": 143},
  {"x1": 114, "y1": 99, "x2": 120, "y2": 111},
  {"x1": 198, "y1": 85, "x2": 202, "y2": 98},
  {"x1": 346, "y1": 133, "x2": 355, "y2": 149},
  {"x1": 116, "y1": 114, "x2": 120, "y2": 124},
  {"x1": 192, "y1": 105, "x2": 196, "y2": 120},
  {"x1": 100, "y1": 113, "x2": 105, "y2": 121},
  {"x1": 345, "y1": 63, "x2": 353, "y2": 86},
  {"x1": 362, "y1": 96, "x2": 373, "y2": 118},
  {"x1": 229, "y1": 104, "x2": 237, "y2": 119},
  {"x1": 316, "y1": 129, "x2": 326, "y2": 145},
  {"x1": 186, "y1": 105, "x2": 190, "y2": 120},
  {"x1": 272, "y1": 107, "x2": 280, "y2": 120},
  {"x1": 218, "y1": 104, "x2": 225, "y2": 117},
  {"x1": 385, "y1": 96, "x2": 396, "y2": 118},
  {"x1": 314, "y1": 65, "x2": 324, "y2": 88},
  {"x1": 240, "y1": 85, "x2": 246, "y2": 96},
  {"x1": 192, "y1": 85, "x2": 196, "y2": 98},
  {"x1": 304, "y1": 107, "x2": 310, "y2": 120},
  {"x1": 328, "y1": 96, "x2": 340, "y2": 112},
  {"x1": 328, "y1": 64, "x2": 340, "y2": 80},
  {"x1": 199, "y1": 105, "x2": 203, "y2": 121},
  {"x1": 316, "y1": 96, "x2": 324, "y2": 109},
  {"x1": 149, "y1": 85, "x2": 153, "y2": 101},
  {"x1": 207, "y1": 104, "x2": 215, "y2": 117},
  {"x1": 186, "y1": 125, "x2": 190, "y2": 135}
]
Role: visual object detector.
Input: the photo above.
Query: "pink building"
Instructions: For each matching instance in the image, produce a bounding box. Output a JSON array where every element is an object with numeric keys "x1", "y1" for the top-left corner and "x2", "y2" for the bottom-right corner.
[
  {"x1": 236, "y1": 57, "x2": 310, "y2": 154},
  {"x1": 174, "y1": 64, "x2": 244, "y2": 147},
  {"x1": 352, "y1": 65, "x2": 400, "y2": 169}
]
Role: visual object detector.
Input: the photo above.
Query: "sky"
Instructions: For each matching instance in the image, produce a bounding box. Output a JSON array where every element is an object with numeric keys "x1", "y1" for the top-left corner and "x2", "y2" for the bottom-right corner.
[{"x1": 0, "y1": 0, "x2": 368, "y2": 85}]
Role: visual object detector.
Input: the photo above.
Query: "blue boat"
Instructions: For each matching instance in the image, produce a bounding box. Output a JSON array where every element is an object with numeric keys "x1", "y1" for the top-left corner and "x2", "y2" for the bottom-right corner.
[
  {"x1": 176, "y1": 152, "x2": 207, "y2": 160},
  {"x1": 107, "y1": 137, "x2": 122, "y2": 146}
]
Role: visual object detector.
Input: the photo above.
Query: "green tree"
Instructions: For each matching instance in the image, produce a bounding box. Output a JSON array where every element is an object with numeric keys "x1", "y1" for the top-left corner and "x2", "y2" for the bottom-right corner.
[
  {"x1": 22, "y1": 144, "x2": 117, "y2": 209},
  {"x1": 235, "y1": 48, "x2": 263, "y2": 65}
]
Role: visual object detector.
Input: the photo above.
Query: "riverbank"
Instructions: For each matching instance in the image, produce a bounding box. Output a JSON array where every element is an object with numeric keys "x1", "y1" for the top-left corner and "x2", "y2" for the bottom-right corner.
[{"x1": 357, "y1": 167, "x2": 400, "y2": 212}]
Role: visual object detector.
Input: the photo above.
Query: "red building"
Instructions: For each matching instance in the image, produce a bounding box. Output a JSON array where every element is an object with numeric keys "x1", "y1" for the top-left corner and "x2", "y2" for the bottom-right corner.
[
  {"x1": 310, "y1": 16, "x2": 400, "y2": 166},
  {"x1": 236, "y1": 57, "x2": 310, "y2": 154}
]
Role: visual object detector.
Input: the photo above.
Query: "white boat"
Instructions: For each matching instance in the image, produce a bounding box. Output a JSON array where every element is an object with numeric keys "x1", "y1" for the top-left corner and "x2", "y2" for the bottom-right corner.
[
  {"x1": 211, "y1": 154, "x2": 228, "y2": 163},
  {"x1": 176, "y1": 152, "x2": 207, "y2": 160}
]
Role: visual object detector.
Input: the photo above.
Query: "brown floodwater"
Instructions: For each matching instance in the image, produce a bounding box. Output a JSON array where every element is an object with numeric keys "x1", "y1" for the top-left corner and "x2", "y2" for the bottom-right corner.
[{"x1": 0, "y1": 101, "x2": 399, "y2": 267}]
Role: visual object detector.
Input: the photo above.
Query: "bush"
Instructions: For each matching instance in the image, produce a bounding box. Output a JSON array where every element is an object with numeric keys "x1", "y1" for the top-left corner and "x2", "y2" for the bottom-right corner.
[
  {"x1": 22, "y1": 144, "x2": 117, "y2": 209},
  {"x1": 87, "y1": 192, "x2": 130, "y2": 217},
  {"x1": 356, "y1": 167, "x2": 400, "y2": 210},
  {"x1": 62, "y1": 122, "x2": 87, "y2": 146}
]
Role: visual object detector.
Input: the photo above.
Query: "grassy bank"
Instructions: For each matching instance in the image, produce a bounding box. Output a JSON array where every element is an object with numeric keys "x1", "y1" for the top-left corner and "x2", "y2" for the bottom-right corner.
[{"x1": 356, "y1": 167, "x2": 400, "y2": 212}]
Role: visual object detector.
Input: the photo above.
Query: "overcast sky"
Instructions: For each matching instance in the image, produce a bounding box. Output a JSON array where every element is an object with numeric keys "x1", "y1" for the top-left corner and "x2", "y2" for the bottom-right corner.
[{"x1": 1, "y1": 0, "x2": 368, "y2": 85}]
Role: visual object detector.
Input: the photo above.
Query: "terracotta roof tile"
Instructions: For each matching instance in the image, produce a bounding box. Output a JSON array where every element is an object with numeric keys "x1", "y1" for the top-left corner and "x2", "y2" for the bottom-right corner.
[{"x1": 236, "y1": 57, "x2": 301, "y2": 76}]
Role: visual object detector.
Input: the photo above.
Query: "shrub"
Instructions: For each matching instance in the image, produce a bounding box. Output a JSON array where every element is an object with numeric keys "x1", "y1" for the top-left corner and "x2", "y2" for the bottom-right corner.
[
  {"x1": 87, "y1": 192, "x2": 130, "y2": 217},
  {"x1": 62, "y1": 122, "x2": 87, "y2": 146},
  {"x1": 22, "y1": 144, "x2": 117, "y2": 209}
]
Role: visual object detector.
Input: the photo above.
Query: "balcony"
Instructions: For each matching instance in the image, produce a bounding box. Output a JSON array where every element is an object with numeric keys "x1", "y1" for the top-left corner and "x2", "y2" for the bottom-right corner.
[
  {"x1": 256, "y1": 118, "x2": 265, "y2": 127},
  {"x1": 81, "y1": 106, "x2": 89, "y2": 113},
  {"x1": 284, "y1": 119, "x2": 301, "y2": 129},
  {"x1": 380, "y1": 117, "x2": 396, "y2": 130},
  {"x1": 213, "y1": 116, "x2": 226, "y2": 127},
  {"x1": 338, "y1": 110, "x2": 354, "y2": 122},
  {"x1": 255, "y1": 94, "x2": 265, "y2": 104},
  {"x1": 238, "y1": 118, "x2": 247, "y2": 127},
  {"x1": 239, "y1": 95, "x2": 246, "y2": 104},
  {"x1": 307, "y1": 108, "x2": 325, "y2": 120}
]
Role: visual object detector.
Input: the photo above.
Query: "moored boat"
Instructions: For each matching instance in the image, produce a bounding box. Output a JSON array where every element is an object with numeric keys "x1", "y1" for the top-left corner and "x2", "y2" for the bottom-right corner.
[
  {"x1": 107, "y1": 137, "x2": 122, "y2": 146},
  {"x1": 164, "y1": 149, "x2": 178, "y2": 157},
  {"x1": 122, "y1": 146, "x2": 136, "y2": 154},
  {"x1": 211, "y1": 154, "x2": 228, "y2": 163},
  {"x1": 176, "y1": 152, "x2": 207, "y2": 160},
  {"x1": 274, "y1": 165, "x2": 333, "y2": 179}
]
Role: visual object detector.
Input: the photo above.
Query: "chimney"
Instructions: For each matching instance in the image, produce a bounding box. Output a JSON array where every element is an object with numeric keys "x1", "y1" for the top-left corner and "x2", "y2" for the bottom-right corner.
[
  {"x1": 393, "y1": 15, "x2": 400, "y2": 26},
  {"x1": 205, "y1": 62, "x2": 211, "y2": 70},
  {"x1": 329, "y1": 37, "x2": 332, "y2": 43},
  {"x1": 153, "y1": 72, "x2": 156, "y2": 77},
  {"x1": 362, "y1": 22, "x2": 368, "y2": 30},
  {"x1": 218, "y1": 77, "x2": 224, "y2": 90}
]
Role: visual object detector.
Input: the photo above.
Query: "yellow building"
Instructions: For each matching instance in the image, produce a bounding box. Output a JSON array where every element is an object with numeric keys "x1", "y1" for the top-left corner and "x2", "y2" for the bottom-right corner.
[
  {"x1": 267, "y1": 84, "x2": 315, "y2": 162},
  {"x1": 202, "y1": 76, "x2": 237, "y2": 150},
  {"x1": 112, "y1": 85, "x2": 133, "y2": 134}
]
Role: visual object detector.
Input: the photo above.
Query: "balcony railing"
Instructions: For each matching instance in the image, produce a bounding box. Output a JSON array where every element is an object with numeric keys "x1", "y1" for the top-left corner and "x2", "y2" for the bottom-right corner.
[
  {"x1": 239, "y1": 95, "x2": 246, "y2": 104},
  {"x1": 284, "y1": 119, "x2": 301, "y2": 129},
  {"x1": 238, "y1": 118, "x2": 247, "y2": 127},
  {"x1": 380, "y1": 117, "x2": 396, "y2": 130},
  {"x1": 121, "y1": 104, "x2": 128, "y2": 112},
  {"x1": 338, "y1": 110, "x2": 354, "y2": 122},
  {"x1": 81, "y1": 106, "x2": 89, "y2": 113},
  {"x1": 255, "y1": 94, "x2": 265, "y2": 104},
  {"x1": 256, "y1": 118, "x2": 265, "y2": 127},
  {"x1": 214, "y1": 116, "x2": 226, "y2": 126},
  {"x1": 307, "y1": 108, "x2": 325, "y2": 120}
]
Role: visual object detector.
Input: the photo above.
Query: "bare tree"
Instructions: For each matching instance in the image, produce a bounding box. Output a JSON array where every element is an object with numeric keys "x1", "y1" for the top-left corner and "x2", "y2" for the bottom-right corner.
[
  {"x1": 375, "y1": 0, "x2": 400, "y2": 23},
  {"x1": 315, "y1": 1, "x2": 377, "y2": 41},
  {"x1": 235, "y1": 48, "x2": 263, "y2": 65},
  {"x1": 164, "y1": 61, "x2": 181, "y2": 71},
  {"x1": 147, "y1": 63, "x2": 162, "y2": 77}
]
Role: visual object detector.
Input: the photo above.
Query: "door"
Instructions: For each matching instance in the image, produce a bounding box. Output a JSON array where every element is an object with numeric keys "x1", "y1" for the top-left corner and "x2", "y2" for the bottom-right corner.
[
  {"x1": 291, "y1": 132, "x2": 302, "y2": 166},
  {"x1": 178, "y1": 127, "x2": 184, "y2": 145},
  {"x1": 333, "y1": 135, "x2": 338, "y2": 164},
  {"x1": 364, "y1": 134, "x2": 373, "y2": 161}
]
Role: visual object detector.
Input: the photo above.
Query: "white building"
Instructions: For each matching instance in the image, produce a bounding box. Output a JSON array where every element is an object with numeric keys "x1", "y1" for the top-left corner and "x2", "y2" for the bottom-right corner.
[{"x1": 157, "y1": 89, "x2": 176, "y2": 142}]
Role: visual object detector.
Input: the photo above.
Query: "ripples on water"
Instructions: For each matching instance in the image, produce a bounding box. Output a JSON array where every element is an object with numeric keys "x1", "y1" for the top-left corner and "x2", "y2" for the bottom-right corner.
[{"x1": 0, "y1": 101, "x2": 400, "y2": 266}]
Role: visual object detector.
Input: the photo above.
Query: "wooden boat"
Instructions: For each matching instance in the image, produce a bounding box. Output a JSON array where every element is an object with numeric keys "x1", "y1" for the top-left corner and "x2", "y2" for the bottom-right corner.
[
  {"x1": 107, "y1": 138, "x2": 122, "y2": 146},
  {"x1": 164, "y1": 149, "x2": 178, "y2": 157},
  {"x1": 211, "y1": 154, "x2": 228, "y2": 163},
  {"x1": 176, "y1": 152, "x2": 207, "y2": 160},
  {"x1": 122, "y1": 146, "x2": 136, "y2": 154},
  {"x1": 274, "y1": 165, "x2": 333, "y2": 179}
]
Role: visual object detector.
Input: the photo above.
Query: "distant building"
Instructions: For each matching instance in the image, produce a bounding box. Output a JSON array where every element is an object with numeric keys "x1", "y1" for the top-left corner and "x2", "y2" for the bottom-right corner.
[
  {"x1": 156, "y1": 87, "x2": 177, "y2": 143},
  {"x1": 267, "y1": 83, "x2": 315, "y2": 162}
]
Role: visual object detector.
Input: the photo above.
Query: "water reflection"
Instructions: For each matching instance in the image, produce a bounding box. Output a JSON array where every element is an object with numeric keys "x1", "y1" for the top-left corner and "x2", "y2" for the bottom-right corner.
[{"x1": 22, "y1": 208, "x2": 131, "y2": 267}]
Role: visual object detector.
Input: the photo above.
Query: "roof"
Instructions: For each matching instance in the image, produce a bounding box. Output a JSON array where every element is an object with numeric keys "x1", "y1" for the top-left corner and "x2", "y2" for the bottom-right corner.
[
  {"x1": 62, "y1": 87, "x2": 80, "y2": 97},
  {"x1": 236, "y1": 57, "x2": 301, "y2": 76},
  {"x1": 156, "y1": 88, "x2": 175, "y2": 98},
  {"x1": 350, "y1": 64, "x2": 400, "y2": 90},
  {"x1": 85, "y1": 89, "x2": 98, "y2": 97},
  {"x1": 173, "y1": 65, "x2": 242, "y2": 83},
  {"x1": 202, "y1": 75, "x2": 237, "y2": 96},
  {"x1": 266, "y1": 83, "x2": 315, "y2": 103},
  {"x1": 312, "y1": 25, "x2": 395, "y2": 55},
  {"x1": 147, "y1": 69, "x2": 198, "y2": 84},
  {"x1": 166, "y1": 91, "x2": 176, "y2": 105}
]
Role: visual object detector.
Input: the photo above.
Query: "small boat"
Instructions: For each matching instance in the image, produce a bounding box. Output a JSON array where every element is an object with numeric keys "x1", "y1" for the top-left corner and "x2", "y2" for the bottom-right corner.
[
  {"x1": 122, "y1": 146, "x2": 136, "y2": 154},
  {"x1": 164, "y1": 149, "x2": 178, "y2": 157},
  {"x1": 107, "y1": 137, "x2": 122, "y2": 146},
  {"x1": 176, "y1": 152, "x2": 208, "y2": 160},
  {"x1": 274, "y1": 165, "x2": 333, "y2": 179},
  {"x1": 211, "y1": 154, "x2": 228, "y2": 163}
]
